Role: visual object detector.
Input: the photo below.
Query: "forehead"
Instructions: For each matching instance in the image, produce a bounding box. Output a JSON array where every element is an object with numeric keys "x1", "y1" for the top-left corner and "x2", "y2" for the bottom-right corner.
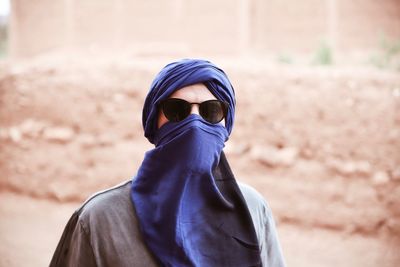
[{"x1": 169, "y1": 83, "x2": 216, "y2": 102}]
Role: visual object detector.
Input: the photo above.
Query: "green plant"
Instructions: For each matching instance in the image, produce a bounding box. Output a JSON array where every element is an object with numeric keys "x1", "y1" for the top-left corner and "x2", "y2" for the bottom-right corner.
[
  {"x1": 312, "y1": 40, "x2": 333, "y2": 65},
  {"x1": 369, "y1": 35, "x2": 400, "y2": 71},
  {"x1": 0, "y1": 23, "x2": 8, "y2": 59},
  {"x1": 277, "y1": 52, "x2": 294, "y2": 64}
]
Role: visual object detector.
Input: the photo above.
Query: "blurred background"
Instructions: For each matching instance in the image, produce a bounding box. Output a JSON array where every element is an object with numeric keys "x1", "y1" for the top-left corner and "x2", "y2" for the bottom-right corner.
[{"x1": 0, "y1": 0, "x2": 399, "y2": 266}]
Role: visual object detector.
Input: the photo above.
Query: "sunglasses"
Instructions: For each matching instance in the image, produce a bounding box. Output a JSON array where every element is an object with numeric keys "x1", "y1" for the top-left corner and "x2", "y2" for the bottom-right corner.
[{"x1": 159, "y1": 98, "x2": 228, "y2": 124}]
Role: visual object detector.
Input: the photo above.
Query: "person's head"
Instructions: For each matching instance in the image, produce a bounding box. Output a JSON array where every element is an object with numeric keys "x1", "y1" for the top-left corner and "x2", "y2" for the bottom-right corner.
[{"x1": 142, "y1": 59, "x2": 236, "y2": 144}]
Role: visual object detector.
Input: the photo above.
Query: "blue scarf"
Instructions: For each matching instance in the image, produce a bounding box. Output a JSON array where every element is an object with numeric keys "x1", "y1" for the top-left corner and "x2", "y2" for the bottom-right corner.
[{"x1": 131, "y1": 59, "x2": 261, "y2": 266}]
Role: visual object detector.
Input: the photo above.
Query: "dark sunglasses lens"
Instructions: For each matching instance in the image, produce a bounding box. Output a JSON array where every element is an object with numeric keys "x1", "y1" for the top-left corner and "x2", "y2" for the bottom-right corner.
[
  {"x1": 199, "y1": 100, "x2": 226, "y2": 124},
  {"x1": 162, "y1": 99, "x2": 191, "y2": 122}
]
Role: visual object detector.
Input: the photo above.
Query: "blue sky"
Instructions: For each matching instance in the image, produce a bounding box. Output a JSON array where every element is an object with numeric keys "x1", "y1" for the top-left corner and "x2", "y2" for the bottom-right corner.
[{"x1": 0, "y1": 0, "x2": 10, "y2": 17}]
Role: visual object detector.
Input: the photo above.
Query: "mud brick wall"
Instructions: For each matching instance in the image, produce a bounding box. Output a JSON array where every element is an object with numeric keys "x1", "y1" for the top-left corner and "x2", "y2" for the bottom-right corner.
[{"x1": 8, "y1": 0, "x2": 400, "y2": 58}]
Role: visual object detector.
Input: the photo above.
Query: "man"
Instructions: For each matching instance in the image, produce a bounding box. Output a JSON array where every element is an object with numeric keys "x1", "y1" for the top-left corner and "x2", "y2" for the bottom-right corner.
[{"x1": 50, "y1": 59, "x2": 286, "y2": 267}]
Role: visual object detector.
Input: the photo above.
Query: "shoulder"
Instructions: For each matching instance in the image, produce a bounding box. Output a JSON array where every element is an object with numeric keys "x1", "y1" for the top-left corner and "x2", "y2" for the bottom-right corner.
[
  {"x1": 237, "y1": 181, "x2": 273, "y2": 230},
  {"x1": 52, "y1": 180, "x2": 158, "y2": 266},
  {"x1": 76, "y1": 180, "x2": 134, "y2": 223},
  {"x1": 238, "y1": 183, "x2": 286, "y2": 267},
  {"x1": 237, "y1": 182, "x2": 264, "y2": 203},
  {"x1": 237, "y1": 182, "x2": 270, "y2": 215}
]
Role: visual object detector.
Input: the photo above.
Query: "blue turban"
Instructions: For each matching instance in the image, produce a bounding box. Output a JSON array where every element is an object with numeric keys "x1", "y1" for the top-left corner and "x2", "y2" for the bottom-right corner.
[{"x1": 142, "y1": 59, "x2": 236, "y2": 144}]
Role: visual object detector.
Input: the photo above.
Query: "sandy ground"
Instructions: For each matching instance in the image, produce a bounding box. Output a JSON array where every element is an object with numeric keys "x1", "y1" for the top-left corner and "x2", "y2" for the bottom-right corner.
[
  {"x1": 0, "y1": 54, "x2": 400, "y2": 266},
  {"x1": 1, "y1": 191, "x2": 399, "y2": 267}
]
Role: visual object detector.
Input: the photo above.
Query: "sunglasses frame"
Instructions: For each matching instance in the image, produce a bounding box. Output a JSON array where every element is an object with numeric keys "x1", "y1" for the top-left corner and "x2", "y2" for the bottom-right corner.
[{"x1": 159, "y1": 98, "x2": 228, "y2": 124}]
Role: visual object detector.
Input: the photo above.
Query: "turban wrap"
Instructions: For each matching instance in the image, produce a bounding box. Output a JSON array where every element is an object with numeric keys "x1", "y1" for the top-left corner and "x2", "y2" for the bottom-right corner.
[{"x1": 142, "y1": 59, "x2": 235, "y2": 144}]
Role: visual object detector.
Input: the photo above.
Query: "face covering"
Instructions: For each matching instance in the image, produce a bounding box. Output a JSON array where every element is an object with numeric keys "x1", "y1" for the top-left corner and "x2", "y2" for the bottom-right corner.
[
  {"x1": 132, "y1": 115, "x2": 261, "y2": 266},
  {"x1": 131, "y1": 59, "x2": 262, "y2": 266}
]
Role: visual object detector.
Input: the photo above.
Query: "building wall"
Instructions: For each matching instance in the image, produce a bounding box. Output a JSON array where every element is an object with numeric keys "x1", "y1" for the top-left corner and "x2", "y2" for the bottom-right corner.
[{"x1": 9, "y1": 0, "x2": 400, "y2": 58}]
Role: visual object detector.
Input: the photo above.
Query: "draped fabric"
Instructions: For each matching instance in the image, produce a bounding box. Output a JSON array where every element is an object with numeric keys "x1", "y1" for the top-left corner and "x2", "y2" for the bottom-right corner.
[{"x1": 131, "y1": 59, "x2": 262, "y2": 266}]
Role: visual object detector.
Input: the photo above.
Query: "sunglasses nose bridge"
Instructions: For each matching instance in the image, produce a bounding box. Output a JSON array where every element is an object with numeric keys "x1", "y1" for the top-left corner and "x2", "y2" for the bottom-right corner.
[{"x1": 189, "y1": 103, "x2": 200, "y2": 115}]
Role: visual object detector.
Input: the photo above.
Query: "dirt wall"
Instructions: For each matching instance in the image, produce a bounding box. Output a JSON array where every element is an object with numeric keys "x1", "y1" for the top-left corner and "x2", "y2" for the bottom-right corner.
[{"x1": 8, "y1": 0, "x2": 400, "y2": 58}]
